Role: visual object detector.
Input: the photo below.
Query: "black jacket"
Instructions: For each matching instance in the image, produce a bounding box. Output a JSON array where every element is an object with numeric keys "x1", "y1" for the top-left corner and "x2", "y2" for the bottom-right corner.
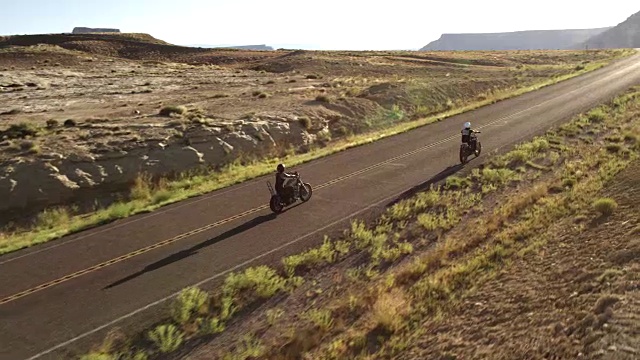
[
  {"x1": 461, "y1": 128, "x2": 476, "y2": 143},
  {"x1": 275, "y1": 171, "x2": 297, "y2": 191}
]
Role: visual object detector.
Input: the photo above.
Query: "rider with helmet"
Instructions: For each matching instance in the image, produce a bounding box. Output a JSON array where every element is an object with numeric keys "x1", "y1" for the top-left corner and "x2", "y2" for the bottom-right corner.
[
  {"x1": 275, "y1": 163, "x2": 298, "y2": 202},
  {"x1": 461, "y1": 122, "x2": 478, "y2": 151}
]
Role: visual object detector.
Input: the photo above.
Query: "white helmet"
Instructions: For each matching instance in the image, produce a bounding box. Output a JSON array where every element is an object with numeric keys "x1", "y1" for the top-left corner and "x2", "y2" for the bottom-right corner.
[{"x1": 463, "y1": 122, "x2": 471, "y2": 129}]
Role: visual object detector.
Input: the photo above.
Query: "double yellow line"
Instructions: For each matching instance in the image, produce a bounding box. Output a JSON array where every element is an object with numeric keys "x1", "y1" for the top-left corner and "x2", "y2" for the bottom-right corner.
[
  {"x1": 0, "y1": 133, "x2": 459, "y2": 306},
  {"x1": 4, "y1": 77, "x2": 586, "y2": 305}
]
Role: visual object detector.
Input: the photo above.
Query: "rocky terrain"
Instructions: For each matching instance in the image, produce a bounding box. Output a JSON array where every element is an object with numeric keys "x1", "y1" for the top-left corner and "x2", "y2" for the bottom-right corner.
[
  {"x1": 421, "y1": 28, "x2": 611, "y2": 51},
  {"x1": 582, "y1": 10, "x2": 640, "y2": 49},
  {"x1": 0, "y1": 33, "x2": 629, "y2": 226}
]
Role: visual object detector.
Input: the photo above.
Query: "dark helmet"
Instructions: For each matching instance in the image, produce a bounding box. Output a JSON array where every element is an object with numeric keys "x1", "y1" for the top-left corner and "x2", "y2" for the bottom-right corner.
[{"x1": 277, "y1": 163, "x2": 285, "y2": 173}]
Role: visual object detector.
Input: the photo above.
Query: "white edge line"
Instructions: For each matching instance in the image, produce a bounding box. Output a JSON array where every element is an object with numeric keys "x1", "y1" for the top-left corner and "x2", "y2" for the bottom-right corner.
[
  {"x1": 0, "y1": 180, "x2": 259, "y2": 265},
  {"x1": 4, "y1": 57, "x2": 637, "y2": 266},
  {"x1": 23, "y1": 58, "x2": 640, "y2": 359},
  {"x1": 26, "y1": 188, "x2": 405, "y2": 360}
]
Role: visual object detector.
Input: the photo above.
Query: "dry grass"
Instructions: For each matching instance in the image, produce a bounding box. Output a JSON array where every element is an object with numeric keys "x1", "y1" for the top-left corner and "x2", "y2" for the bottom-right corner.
[
  {"x1": 371, "y1": 288, "x2": 411, "y2": 333},
  {"x1": 84, "y1": 87, "x2": 640, "y2": 359},
  {"x1": 0, "y1": 45, "x2": 632, "y2": 255},
  {"x1": 592, "y1": 197, "x2": 618, "y2": 216},
  {"x1": 159, "y1": 105, "x2": 187, "y2": 117}
]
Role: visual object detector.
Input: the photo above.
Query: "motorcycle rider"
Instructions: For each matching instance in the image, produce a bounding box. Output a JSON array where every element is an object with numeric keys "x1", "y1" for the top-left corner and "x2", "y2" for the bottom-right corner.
[
  {"x1": 461, "y1": 122, "x2": 478, "y2": 151},
  {"x1": 275, "y1": 163, "x2": 298, "y2": 202}
]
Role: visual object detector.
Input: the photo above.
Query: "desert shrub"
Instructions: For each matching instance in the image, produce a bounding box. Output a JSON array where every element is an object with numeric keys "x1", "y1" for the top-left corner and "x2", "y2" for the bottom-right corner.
[
  {"x1": 316, "y1": 95, "x2": 331, "y2": 103},
  {"x1": 298, "y1": 116, "x2": 311, "y2": 129},
  {"x1": 593, "y1": 198, "x2": 618, "y2": 216},
  {"x1": 371, "y1": 289, "x2": 410, "y2": 332},
  {"x1": 222, "y1": 265, "x2": 287, "y2": 298},
  {"x1": 303, "y1": 309, "x2": 334, "y2": 332},
  {"x1": 587, "y1": 108, "x2": 607, "y2": 123},
  {"x1": 444, "y1": 176, "x2": 470, "y2": 190},
  {"x1": 159, "y1": 105, "x2": 187, "y2": 117},
  {"x1": 46, "y1": 119, "x2": 59, "y2": 129},
  {"x1": 605, "y1": 143, "x2": 621, "y2": 153},
  {"x1": 170, "y1": 287, "x2": 210, "y2": 325},
  {"x1": 36, "y1": 207, "x2": 70, "y2": 229},
  {"x1": 19, "y1": 140, "x2": 38, "y2": 152},
  {"x1": 147, "y1": 324, "x2": 184, "y2": 353},
  {"x1": 3, "y1": 122, "x2": 39, "y2": 139}
]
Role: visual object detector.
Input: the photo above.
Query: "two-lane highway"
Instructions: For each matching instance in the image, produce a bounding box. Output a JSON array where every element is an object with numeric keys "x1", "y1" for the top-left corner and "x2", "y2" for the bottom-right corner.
[{"x1": 1, "y1": 52, "x2": 639, "y2": 360}]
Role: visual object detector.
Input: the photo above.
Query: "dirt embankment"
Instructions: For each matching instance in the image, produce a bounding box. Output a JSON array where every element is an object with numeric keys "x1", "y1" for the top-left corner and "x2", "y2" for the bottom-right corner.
[{"x1": 0, "y1": 34, "x2": 629, "y2": 225}]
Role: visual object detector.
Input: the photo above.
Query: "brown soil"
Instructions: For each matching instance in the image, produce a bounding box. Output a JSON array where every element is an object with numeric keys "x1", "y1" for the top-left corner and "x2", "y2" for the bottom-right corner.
[
  {"x1": 0, "y1": 34, "x2": 627, "y2": 224},
  {"x1": 166, "y1": 97, "x2": 640, "y2": 360},
  {"x1": 0, "y1": 34, "x2": 622, "y2": 166},
  {"x1": 399, "y1": 161, "x2": 640, "y2": 359}
]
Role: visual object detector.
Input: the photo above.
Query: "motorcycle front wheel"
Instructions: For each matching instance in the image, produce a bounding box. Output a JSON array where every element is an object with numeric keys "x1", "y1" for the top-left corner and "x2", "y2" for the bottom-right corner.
[
  {"x1": 475, "y1": 141, "x2": 482, "y2": 157},
  {"x1": 299, "y1": 183, "x2": 313, "y2": 202}
]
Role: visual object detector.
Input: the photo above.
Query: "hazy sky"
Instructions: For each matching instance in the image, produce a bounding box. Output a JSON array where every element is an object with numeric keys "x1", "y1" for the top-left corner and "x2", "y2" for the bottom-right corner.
[{"x1": 1, "y1": 1, "x2": 638, "y2": 50}]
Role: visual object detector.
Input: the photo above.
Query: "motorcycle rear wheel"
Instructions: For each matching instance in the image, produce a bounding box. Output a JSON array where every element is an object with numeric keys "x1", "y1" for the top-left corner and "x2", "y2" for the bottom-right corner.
[
  {"x1": 269, "y1": 195, "x2": 284, "y2": 213},
  {"x1": 459, "y1": 145, "x2": 468, "y2": 164}
]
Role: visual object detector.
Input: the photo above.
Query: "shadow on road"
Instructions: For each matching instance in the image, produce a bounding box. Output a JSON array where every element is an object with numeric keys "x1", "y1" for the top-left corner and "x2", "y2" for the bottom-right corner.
[
  {"x1": 105, "y1": 161, "x2": 463, "y2": 290},
  {"x1": 105, "y1": 200, "x2": 307, "y2": 289},
  {"x1": 387, "y1": 163, "x2": 465, "y2": 207},
  {"x1": 104, "y1": 212, "x2": 281, "y2": 289}
]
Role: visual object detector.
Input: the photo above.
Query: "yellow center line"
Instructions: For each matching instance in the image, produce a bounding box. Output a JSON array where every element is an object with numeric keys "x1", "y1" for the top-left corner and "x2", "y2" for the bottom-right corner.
[
  {"x1": 0, "y1": 134, "x2": 460, "y2": 306},
  {"x1": 0, "y1": 89, "x2": 577, "y2": 306}
]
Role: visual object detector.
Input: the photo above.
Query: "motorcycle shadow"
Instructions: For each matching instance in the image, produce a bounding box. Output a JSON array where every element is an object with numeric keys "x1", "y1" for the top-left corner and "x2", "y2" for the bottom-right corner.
[
  {"x1": 104, "y1": 210, "x2": 285, "y2": 289},
  {"x1": 280, "y1": 201, "x2": 305, "y2": 213},
  {"x1": 387, "y1": 163, "x2": 464, "y2": 207}
]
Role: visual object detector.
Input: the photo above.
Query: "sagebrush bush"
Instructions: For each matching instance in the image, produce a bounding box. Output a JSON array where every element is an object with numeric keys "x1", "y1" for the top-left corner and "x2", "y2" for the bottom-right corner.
[
  {"x1": 303, "y1": 309, "x2": 334, "y2": 332},
  {"x1": 46, "y1": 119, "x2": 59, "y2": 129},
  {"x1": 223, "y1": 265, "x2": 287, "y2": 298},
  {"x1": 159, "y1": 105, "x2": 187, "y2": 117},
  {"x1": 170, "y1": 287, "x2": 209, "y2": 325},
  {"x1": 148, "y1": 324, "x2": 184, "y2": 353},
  {"x1": 4, "y1": 122, "x2": 39, "y2": 139},
  {"x1": 36, "y1": 207, "x2": 70, "y2": 229},
  {"x1": 588, "y1": 108, "x2": 607, "y2": 123},
  {"x1": 593, "y1": 198, "x2": 618, "y2": 216},
  {"x1": 298, "y1": 116, "x2": 311, "y2": 129},
  {"x1": 372, "y1": 289, "x2": 410, "y2": 332},
  {"x1": 316, "y1": 95, "x2": 331, "y2": 103}
]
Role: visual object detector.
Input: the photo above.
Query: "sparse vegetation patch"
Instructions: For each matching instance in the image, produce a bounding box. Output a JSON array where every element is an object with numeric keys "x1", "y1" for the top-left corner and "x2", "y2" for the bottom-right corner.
[
  {"x1": 0, "y1": 40, "x2": 633, "y2": 258},
  {"x1": 80, "y1": 87, "x2": 640, "y2": 360}
]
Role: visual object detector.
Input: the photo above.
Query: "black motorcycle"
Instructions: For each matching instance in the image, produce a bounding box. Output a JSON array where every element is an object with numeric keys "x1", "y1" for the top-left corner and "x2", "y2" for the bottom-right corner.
[
  {"x1": 267, "y1": 173, "x2": 313, "y2": 213},
  {"x1": 459, "y1": 131, "x2": 482, "y2": 164}
]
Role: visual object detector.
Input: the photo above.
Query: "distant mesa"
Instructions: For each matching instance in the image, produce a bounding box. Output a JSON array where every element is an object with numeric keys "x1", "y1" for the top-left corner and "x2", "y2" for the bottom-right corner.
[
  {"x1": 72, "y1": 27, "x2": 121, "y2": 34},
  {"x1": 420, "y1": 28, "x2": 611, "y2": 51},
  {"x1": 580, "y1": 10, "x2": 640, "y2": 49},
  {"x1": 231, "y1": 44, "x2": 274, "y2": 51},
  {"x1": 192, "y1": 44, "x2": 274, "y2": 51}
]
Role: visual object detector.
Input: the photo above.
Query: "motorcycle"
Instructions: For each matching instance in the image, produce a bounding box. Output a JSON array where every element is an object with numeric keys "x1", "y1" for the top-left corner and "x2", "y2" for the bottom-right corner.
[
  {"x1": 267, "y1": 172, "x2": 313, "y2": 213},
  {"x1": 459, "y1": 131, "x2": 482, "y2": 164}
]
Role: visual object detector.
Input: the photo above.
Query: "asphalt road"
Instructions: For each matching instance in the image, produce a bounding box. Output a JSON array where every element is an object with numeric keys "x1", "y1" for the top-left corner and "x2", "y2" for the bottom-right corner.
[{"x1": 1, "y1": 52, "x2": 640, "y2": 360}]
